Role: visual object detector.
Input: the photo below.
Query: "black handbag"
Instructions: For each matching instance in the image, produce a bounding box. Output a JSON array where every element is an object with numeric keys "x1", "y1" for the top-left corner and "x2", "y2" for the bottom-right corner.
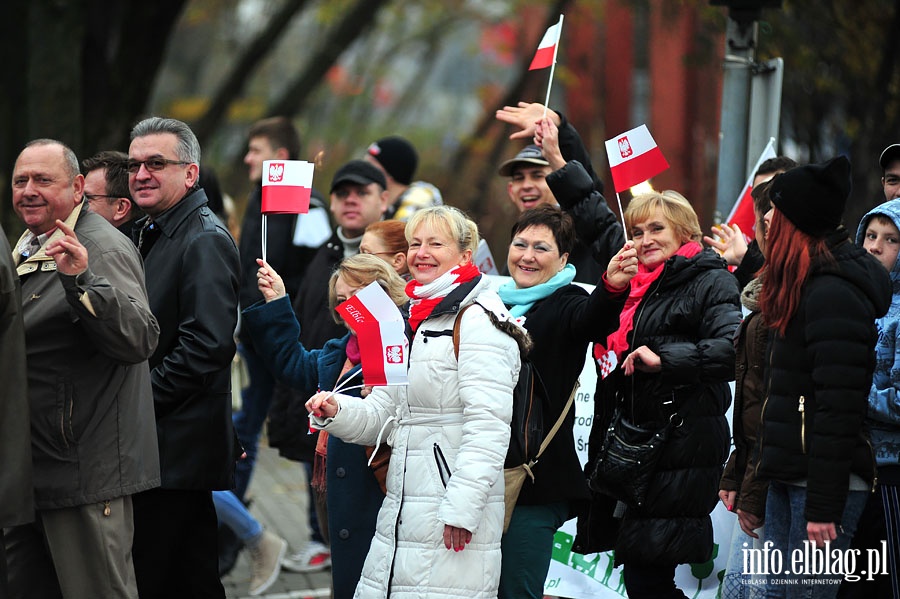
[{"x1": 587, "y1": 408, "x2": 674, "y2": 507}]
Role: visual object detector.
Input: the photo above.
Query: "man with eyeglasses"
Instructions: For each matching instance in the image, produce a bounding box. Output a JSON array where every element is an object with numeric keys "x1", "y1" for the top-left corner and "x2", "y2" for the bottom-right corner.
[
  {"x1": 4, "y1": 139, "x2": 160, "y2": 598},
  {"x1": 81, "y1": 150, "x2": 143, "y2": 235},
  {"x1": 126, "y1": 117, "x2": 240, "y2": 599}
]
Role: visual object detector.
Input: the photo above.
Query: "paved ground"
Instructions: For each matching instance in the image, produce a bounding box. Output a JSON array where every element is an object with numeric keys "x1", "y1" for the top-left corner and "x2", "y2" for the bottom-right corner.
[{"x1": 222, "y1": 442, "x2": 332, "y2": 599}]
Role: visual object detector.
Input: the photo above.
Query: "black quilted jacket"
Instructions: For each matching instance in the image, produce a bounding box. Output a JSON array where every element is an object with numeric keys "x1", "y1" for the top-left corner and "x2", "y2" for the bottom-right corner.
[
  {"x1": 755, "y1": 235, "x2": 890, "y2": 523},
  {"x1": 577, "y1": 247, "x2": 741, "y2": 565}
]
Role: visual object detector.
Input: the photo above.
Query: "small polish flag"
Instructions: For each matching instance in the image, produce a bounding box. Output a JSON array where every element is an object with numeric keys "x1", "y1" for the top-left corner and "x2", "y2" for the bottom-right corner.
[
  {"x1": 474, "y1": 239, "x2": 499, "y2": 275},
  {"x1": 337, "y1": 282, "x2": 408, "y2": 387},
  {"x1": 593, "y1": 343, "x2": 618, "y2": 379},
  {"x1": 724, "y1": 138, "x2": 777, "y2": 242},
  {"x1": 604, "y1": 125, "x2": 670, "y2": 193},
  {"x1": 261, "y1": 160, "x2": 314, "y2": 214},
  {"x1": 529, "y1": 17, "x2": 562, "y2": 70}
]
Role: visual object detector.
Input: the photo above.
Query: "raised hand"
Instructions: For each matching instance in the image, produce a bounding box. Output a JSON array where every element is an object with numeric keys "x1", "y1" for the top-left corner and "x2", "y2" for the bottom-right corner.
[
  {"x1": 44, "y1": 220, "x2": 88, "y2": 276},
  {"x1": 534, "y1": 117, "x2": 565, "y2": 170},
  {"x1": 703, "y1": 223, "x2": 747, "y2": 267},
  {"x1": 495, "y1": 102, "x2": 561, "y2": 140},
  {"x1": 256, "y1": 258, "x2": 286, "y2": 302},
  {"x1": 606, "y1": 241, "x2": 638, "y2": 291}
]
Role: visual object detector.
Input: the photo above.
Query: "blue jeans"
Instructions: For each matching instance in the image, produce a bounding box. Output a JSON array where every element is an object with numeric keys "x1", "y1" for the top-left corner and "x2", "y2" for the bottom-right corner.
[
  {"x1": 763, "y1": 481, "x2": 868, "y2": 599},
  {"x1": 213, "y1": 490, "x2": 262, "y2": 543},
  {"x1": 722, "y1": 517, "x2": 766, "y2": 598},
  {"x1": 233, "y1": 343, "x2": 276, "y2": 501},
  {"x1": 498, "y1": 502, "x2": 568, "y2": 599}
]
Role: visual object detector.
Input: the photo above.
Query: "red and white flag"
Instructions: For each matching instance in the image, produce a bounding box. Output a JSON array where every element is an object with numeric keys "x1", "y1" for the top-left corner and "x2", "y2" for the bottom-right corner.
[
  {"x1": 604, "y1": 124, "x2": 670, "y2": 193},
  {"x1": 336, "y1": 282, "x2": 408, "y2": 387},
  {"x1": 474, "y1": 239, "x2": 499, "y2": 275},
  {"x1": 529, "y1": 17, "x2": 563, "y2": 70},
  {"x1": 593, "y1": 343, "x2": 618, "y2": 379},
  {"x1": 261, "y1": 160, "x2": 314, "y2": 214},
  {"x1": 723, "y1": 138, "x2": 777, "y2": 242}
]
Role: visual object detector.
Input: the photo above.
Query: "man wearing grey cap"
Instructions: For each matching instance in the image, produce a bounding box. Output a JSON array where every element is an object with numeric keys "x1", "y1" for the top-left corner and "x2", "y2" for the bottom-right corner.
[
  {"x1": 880, "y1": 143, "x2": 900, "y2": 201},
  {"x1": 496, "y1": 103, "x2": 624, "y2": 284}
]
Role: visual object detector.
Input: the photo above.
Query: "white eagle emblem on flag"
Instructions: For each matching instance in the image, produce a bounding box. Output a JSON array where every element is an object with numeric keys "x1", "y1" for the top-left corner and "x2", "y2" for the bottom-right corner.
[
  {"x1": 268, "y1": 163, "x2": 284, "y2": 183},
  {"x1": 385, "y1": 345, "x2": 404, "y2": 364},
  {"x1": 618, "y1": 136, "x2": 632, "y2": 159}
]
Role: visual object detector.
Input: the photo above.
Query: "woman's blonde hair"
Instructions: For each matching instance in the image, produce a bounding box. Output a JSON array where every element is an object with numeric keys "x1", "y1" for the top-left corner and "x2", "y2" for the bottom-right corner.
[
  {"x1": 328, "y1": 254, "x2": 408, "y2": 325},
  {"x1": 405, "y1": 205, "x2": 480, "y2": 254},
  {"x1": 625, "y1": 190, "x2": 702, "y2": 243}
]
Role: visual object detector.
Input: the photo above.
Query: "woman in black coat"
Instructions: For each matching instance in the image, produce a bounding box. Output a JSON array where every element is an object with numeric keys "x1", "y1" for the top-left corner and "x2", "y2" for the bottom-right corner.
[
  {"x1": 579, "y1": 190, "x2": 742, "y2": 599},
  {"x1": 496, "y1": 203, "x2": 631, "y2": 599},
  {"x1": 754, "y1": 157, "x2": 890, "y2": 596}
]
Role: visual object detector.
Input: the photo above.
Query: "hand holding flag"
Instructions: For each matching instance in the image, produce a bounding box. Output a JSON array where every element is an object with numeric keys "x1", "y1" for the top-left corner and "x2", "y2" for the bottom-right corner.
[{"x1": 335, "y1": 282, "x2": 409, "y2": 387}]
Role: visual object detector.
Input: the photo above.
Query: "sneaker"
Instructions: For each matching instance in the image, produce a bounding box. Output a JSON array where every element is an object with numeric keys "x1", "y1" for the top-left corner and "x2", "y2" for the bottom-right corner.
[
  {"x1": 281, "y1": 540, "x2": 331, "y2": 573},
  {"x1": 248, "y1": 529, "x2": 287, "y2": 596}
]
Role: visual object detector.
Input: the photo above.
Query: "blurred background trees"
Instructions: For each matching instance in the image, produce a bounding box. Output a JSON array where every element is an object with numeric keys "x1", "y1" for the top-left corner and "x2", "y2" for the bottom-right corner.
[{"x1": 2, "y1": 0, "x2": 899, "y2": 255}]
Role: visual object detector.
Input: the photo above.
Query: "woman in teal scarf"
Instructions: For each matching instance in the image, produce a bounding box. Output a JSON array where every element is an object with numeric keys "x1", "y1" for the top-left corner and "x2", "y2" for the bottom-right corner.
[{"x1": 496, "y1": 204, "x2": 635, "y2": 598}]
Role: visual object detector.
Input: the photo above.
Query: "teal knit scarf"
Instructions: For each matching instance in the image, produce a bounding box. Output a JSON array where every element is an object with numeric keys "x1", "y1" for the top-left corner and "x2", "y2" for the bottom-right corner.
[{"x1": 498, "y1": 264, "x2": 577, "y2": 317}]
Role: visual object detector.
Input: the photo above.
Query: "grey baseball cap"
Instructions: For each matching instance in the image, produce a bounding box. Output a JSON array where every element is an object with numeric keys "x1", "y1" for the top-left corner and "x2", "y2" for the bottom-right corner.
[{"x1": 498, "y1": 145, "x2": 550, "y2": 177}]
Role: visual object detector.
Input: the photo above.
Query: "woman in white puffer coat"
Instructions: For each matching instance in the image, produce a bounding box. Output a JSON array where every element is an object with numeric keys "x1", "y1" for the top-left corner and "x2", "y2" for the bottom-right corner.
[{"x1": 307, "y1": 206, "x2": 522, "y2": 598}]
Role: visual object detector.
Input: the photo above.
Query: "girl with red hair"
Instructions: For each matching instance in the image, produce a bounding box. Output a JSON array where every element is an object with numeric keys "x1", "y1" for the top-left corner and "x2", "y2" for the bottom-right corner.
[{"x1": 755, "y1": 157, "x2": 891, "y2": 596}]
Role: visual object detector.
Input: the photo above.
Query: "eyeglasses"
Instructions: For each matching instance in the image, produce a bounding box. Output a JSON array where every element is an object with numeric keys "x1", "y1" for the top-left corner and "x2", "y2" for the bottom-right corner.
[
  {"x1": 84, "y1": 193, "x2": 117, "y2": 203},
  {"x1": 126, "y1": 157, "x2": 190, "y2": 174},
  {"x1": 360, "y1": 250, "x2": 397, "y2": 257}
]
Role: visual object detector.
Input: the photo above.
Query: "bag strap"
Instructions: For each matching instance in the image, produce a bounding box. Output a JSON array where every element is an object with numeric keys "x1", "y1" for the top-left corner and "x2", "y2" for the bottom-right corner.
[
  {"x1": 451, "y1": 303, "x2": 477, "y2": 360},
  {"x1": 533, "y1": 379, "x2": 579, "y2": 462}
]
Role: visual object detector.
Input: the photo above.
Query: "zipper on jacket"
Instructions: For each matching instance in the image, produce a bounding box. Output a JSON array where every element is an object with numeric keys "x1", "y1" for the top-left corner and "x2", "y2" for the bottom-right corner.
[
  {"x1": 798, "y1": 395, "x2": 806, "y2": 454},
  {"x1": 864, "y1": 435, "x2": 879, "y2": 493},
  {"x1": 754, "y1": 343, "x2": 775, "y2": 478},
  {"x1": 433, "y1": 443, "x2": 451, "y2": 488},
  {"x1": 627, "y1": 269, "x2": 667, "y2": 416},
  {"x1": 103, "y1": 501, "x2": 111, "y2": 517}
]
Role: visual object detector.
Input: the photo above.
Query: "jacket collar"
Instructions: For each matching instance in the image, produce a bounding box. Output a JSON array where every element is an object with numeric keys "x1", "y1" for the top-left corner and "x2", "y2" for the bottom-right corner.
[
  {"x1": 134, "y1": 187, "x2": 209, "y2": 241},
  {"x1": 15, "y1": 201, "x2": 84, "y2": 274}
]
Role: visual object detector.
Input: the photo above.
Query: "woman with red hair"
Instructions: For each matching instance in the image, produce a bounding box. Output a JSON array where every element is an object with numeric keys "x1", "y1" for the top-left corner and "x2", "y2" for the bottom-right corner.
[{"x1": 755, "y1": 156, "x2": 891, "y2": 596}]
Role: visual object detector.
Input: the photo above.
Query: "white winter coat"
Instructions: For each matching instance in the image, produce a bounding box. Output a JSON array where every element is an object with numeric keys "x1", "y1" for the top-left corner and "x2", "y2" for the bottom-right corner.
[{"x1": 314, "y1": 279, "x2": 520, "y2": 598}]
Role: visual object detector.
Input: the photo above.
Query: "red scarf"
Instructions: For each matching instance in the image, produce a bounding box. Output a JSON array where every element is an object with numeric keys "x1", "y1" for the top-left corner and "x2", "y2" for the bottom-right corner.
[
  {"x1": 405, "y1": 263, "x2": 481, "y2": 332},
  {"x1": 606, "y1": 242, "x2": 702, "y2": 359}
]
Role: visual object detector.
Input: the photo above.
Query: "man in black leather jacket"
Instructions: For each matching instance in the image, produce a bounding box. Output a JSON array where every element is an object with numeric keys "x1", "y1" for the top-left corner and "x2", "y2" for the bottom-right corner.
[{"x1": 128, "y1": 117, "x2": 240, "y2": 599}]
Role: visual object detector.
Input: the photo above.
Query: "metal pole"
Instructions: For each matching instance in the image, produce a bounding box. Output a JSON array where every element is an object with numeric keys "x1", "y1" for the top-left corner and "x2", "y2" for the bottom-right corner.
[{"x1": 714, "y1": 18, "x2": 757, "y2": 222}]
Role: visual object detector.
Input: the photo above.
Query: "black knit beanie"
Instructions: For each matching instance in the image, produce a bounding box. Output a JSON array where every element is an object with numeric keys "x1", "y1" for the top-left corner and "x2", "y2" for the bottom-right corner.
[
  {"x1": 769, "y1": 155, "x2": 851, "y2": 237},
  {"x1": 367, "y1": 136, "x2": 418, "y2": 185}
]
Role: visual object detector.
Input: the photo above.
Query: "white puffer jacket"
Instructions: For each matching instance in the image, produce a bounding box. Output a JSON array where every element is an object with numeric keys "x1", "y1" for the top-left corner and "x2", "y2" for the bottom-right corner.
[{"x1": 315, "y1": 278, "x2": 520, "y2": 598}]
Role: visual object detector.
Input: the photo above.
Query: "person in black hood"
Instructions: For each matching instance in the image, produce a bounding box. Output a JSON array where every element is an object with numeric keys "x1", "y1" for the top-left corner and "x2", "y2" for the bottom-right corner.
[{"x1": 754, "y1": 156, "x2": 891, "y2": 595}]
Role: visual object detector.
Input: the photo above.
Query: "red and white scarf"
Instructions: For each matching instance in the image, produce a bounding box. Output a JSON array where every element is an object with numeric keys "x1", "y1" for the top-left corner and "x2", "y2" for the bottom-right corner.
[
  {"x1": 406, "y1": 263, "x2": 481, "y2": 332},
  {"x1": 606, "y1": 241, "x2": 702, "y2": 359}
]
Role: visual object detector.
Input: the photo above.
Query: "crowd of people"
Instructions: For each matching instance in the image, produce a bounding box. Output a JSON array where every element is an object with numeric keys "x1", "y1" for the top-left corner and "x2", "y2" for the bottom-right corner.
[{"x1": 0, "y1": 105, "x2": 898, "y2": 599}]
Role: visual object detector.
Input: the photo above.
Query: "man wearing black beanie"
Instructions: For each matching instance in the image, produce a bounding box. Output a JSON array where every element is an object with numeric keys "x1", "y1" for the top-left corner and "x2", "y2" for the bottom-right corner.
[{"x1": 365, "y1": 136, "x2": 442, "y2": 221}]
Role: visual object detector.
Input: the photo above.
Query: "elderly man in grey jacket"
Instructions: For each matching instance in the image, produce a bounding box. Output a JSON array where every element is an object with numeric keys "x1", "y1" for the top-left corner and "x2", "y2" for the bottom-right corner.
[{"x1": 4, "y1": 139, "x2": 160, "y2": 599}]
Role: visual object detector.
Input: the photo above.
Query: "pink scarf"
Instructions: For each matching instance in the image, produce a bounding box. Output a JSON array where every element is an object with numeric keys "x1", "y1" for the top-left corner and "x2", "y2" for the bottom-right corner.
[
  {"x1": 607, "y1": 241, "x2": 702, "y2": 359},
  {"x1": 405, "y1": 263, "x2": 481, "y2": 332}
]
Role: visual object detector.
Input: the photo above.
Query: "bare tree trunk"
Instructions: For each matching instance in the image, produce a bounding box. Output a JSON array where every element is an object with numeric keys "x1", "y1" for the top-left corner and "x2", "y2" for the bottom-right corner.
[
  {"x1": 193, "y1": 0, "x2": 312, "y2": 146},
  {"x1": 82, "y1": 0, "x2": 189, "y2": 153},
  {"x1": 267, "y1": 0, "x2": 392, "y2": 118}
]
